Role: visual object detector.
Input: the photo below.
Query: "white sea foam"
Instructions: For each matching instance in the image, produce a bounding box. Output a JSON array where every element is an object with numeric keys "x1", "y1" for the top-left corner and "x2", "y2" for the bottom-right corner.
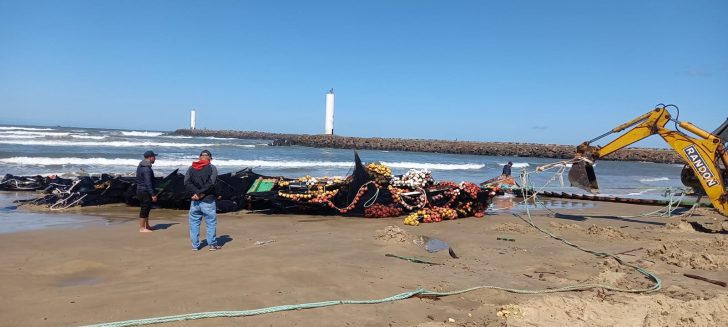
[
  {"x1": 639, "y1": 177, "x2": 669, "y2": 182},
  {"x1": 0, "y1": 157, "x2": 483, "y2": 170},
  {"x1": 627, "y1": 189, "x2": 657, "y2": 196},
  {"x1": 0, "y1": 135, "x2": 40, "y2": 139},
  {"x1": 162, "y1": 135, "x2": 193, "y2": 139},
  {"x1": 0, "y1": 126, "x2": 54, "y2": 131},
  {"x1": 498, "y1": 162, "x2": 529, "y2": 168},
  {"x1": 120, "y1": 131, "x2": 164, "y2": 137},
  {"x1": 561, "y1": 163, "x2": 595, "y2": 168},
  {"x1": 0, "y1": 132, "x2": 106, "y2": 140},
  {"x1": 70, "y1": 135, "x2": 106, "y2": 140},
  {"x1": 0, "y1": 131, "x2": 71, "y2": 136},
  {"x1": 202, "y1": 136, "x2": 238, "y2": 140},
  {"x1": 0, "y1": 157, "x2": 354, "y2": 168},
  {"x1": 0, "y1": 140, "x2": 234, "y2": 148},
  {"x1": 380, "y1": 161, "x2": 485, "y2": 170}
]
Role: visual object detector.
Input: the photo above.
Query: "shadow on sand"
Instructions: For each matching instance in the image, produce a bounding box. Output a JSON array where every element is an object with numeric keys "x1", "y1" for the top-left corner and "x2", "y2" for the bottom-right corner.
[{"x1": 151, "y1": 223, "x2": 179, "y2": 230}]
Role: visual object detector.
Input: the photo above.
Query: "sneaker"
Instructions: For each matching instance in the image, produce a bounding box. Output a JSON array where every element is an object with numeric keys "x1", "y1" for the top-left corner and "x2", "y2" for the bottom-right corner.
[
  {"x1": 192, "y1": 246, "x2": 200, "y2": 251},
  {"x1": 209, "y1": 244, "x2": 222, "y2": 251}
]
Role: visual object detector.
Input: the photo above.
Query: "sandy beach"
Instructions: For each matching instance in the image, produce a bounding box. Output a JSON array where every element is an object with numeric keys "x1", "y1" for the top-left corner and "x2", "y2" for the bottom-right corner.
[{"x1": 1, "y1": 200, "x2": 727, "y2": 327}]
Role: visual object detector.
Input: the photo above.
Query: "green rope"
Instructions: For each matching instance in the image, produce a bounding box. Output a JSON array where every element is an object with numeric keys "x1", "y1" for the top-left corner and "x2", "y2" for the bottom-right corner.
[
  {"x1": 616, "y1": 187, "x2": 689, "y2": 218},
  {"x1": 77, "y1": 288, "x2": 425, "y2": 327},
  {"x1": 385, "y1": 253, "x2": 442, "y2": 265},
  {"x1": 79, "y1": 215, "x2": 661, "y2": 327},
  {"x1": 515, "y1": 172, "x2": 661, "y2": 294}
]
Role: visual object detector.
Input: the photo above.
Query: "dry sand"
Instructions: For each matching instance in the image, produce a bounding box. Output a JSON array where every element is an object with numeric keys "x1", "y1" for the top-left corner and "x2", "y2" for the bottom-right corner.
[{"x1": 0, "y1": 200, "x2": 727, "y2": 327}]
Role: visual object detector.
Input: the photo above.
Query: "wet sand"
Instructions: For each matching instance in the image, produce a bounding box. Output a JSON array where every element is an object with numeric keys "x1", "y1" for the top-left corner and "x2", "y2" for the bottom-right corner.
[{"x1": 1, "y1": 200, "x2": 727, "y2": 327}]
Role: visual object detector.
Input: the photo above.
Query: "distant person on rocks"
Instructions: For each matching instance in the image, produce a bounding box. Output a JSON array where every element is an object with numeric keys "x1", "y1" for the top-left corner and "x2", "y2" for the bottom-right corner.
[
  {"x1": 184, "y1": 150, "x2": 220, "y2": 251},
  {"x1": 137, "y1": 150, "x2": 158, "y2": 233},
  {"x1": 502, "y1": 161, "x2": 513, "y2": 178}
]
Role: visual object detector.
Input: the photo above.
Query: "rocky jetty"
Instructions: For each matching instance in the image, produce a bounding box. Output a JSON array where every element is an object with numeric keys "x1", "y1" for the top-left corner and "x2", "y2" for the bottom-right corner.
[{"x1": 170, "y1": 129, "x2": 683, "y2": 164}]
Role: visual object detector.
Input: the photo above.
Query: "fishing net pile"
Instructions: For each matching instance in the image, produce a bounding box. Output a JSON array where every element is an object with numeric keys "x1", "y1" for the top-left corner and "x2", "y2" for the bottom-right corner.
[
  {"x1": 3, "y1": 152, "x2": 496, "y2": 222},
  {"x1": 247, "y1": 152, "x2": 495, "y2": 224},
  {"x1": 4, "y1": 169, "x2": 265, "y2": 213},
  {"x1": 4, "y1": 173, "x2": 137, "y2": 209}
]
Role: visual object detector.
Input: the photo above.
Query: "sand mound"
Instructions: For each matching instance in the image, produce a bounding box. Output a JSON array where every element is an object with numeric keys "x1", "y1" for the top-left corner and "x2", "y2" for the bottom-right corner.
[
  {"x1": 662, "y1": 284, "x2": 718, "y2": 302},
  {"x1": 658, "y1": 219, "x2": 728, "y2": 233},
  {"x1": 374, "y1": 225, "x2": 413, "y2": 243},
  {"x1": 647, "y1": 237, "x2": 728, "y2": 270},
  {"x1": 583, "y1": 258, "x2": 656, "y2": 290},
  {"x1": 662, "y1": 220, "x2": 697, "y2": 233},
  {"x1": 586, "y1": 225, "x2": 639, "y2": 240},
  {"x1": 686, "y1": 207, "x2": 724, "y2": 217},
  {"x1": 491, "y1": 222, "x2": 534, "y2": 234},
  {"x1": 508, "y1": 293, "x2": 728, "y2": 327},
  {"x1": 582, "y1": 270, "x2": 652, "y2": 291},
  {"x1": 548, "y1": 222, "x2": 583, "y2": 230}
]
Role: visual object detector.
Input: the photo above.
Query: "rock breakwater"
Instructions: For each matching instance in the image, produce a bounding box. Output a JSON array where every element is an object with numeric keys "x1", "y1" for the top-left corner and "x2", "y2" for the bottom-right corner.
[{"x1": 170, "y1": 129, "x2": 683, "y2": 164}]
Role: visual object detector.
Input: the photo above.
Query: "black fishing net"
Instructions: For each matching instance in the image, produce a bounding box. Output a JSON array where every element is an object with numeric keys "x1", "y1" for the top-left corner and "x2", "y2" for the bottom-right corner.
[
  {"x1": 6, "y1": 151, "x2": 494, "y2": 218},
  {"x1": 1, "y1": 174, "x2": 73, "y2": 191}
]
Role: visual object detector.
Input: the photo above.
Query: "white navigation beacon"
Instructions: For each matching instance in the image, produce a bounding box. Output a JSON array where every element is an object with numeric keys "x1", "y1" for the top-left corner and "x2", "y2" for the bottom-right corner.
[{"x1": 325, "y1": 88, "x2": 335, "y2": 134}]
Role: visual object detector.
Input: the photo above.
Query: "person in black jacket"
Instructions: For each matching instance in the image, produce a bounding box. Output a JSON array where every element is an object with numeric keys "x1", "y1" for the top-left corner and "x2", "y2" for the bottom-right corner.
[
  {"x1": 137, "y1": 150, "x2": 158, "y2": 233},
  {"x1": 184, "y1": 150, "x2": 220, "y2": 251},
  {"x1": 502, "y1": 161, "x2": 513, "y2": 178}
]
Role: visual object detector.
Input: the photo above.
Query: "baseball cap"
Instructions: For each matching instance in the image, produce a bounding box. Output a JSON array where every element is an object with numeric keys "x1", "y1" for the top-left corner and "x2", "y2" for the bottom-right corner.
[
  {"x1": 143, "y1": 150, "x2": 158, "y2": 158},
  {"x1": 200, "y1": 150, "x2": 212, "y2": 158}
]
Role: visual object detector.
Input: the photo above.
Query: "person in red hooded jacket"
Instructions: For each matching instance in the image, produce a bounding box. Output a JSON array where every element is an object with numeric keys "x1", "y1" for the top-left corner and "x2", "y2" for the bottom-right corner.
[{"x1": 184, "y1": 150, "x2": 220, "y2": 251}]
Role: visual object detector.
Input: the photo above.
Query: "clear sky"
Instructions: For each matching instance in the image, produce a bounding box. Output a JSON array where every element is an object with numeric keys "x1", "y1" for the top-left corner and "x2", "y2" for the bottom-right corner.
[{"x1": 1, "y1": 1, "x2": 726, "y2": 148}]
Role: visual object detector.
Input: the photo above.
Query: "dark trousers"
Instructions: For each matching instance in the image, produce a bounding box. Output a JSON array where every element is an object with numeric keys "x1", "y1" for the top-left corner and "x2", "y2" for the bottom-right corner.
[{"x1": 137, "y1": 190, "x2": 153, "y2": 218}]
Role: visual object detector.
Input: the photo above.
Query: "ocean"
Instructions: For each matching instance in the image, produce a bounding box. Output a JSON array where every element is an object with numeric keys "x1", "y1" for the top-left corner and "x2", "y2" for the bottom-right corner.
[
  {"x1": 0, "y1": 124, "x2": 693, "y2": 233},
  {"x1": 0, "y1": 124, "x2": 688, "y2": 199}
]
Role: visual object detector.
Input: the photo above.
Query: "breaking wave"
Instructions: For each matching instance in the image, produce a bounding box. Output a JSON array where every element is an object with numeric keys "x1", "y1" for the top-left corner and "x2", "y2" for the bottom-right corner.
[
  {"x1": 498, "y1": 162, "x2": 529, "y2": 168},
  {"x1": 0, "y1": 131, "x2": 107, "y2": 140},
  {"x1": 379, "y1": 161, "x2": 484, "y2": 170},
  {"x1": 120, "y1": 131, "x2": 164, "y2": 137},
  {"x1": 627, "y1": 189, "x2": 657, "y2": 196},
  {"x1": 202, "y1": 136, "x2": 239, "y2": 140},
  {"x1": 0, "y1": 126, "x2": 54, "y2": 131},
  {"x1": 0, "y1": 135, "x2": 39, "y2": 139},
  {"x1": 70, "y1": 135, "x2": 106, "y2": 140},
  {"x1": 0, "y1": 131, "x2": 71, "y2": 136},
  {"x1": 639, "y1": 177, "x2": 669, "y2": 182},
  {"x1": 0, "y1": 140, "x2": 254, "y2": 148},
  {"x1": 0, "y1": 157, "x2": 484, "y2": 170},
  {"x1": 162, "y1": 135, "x2": 192, "y2": 139}
]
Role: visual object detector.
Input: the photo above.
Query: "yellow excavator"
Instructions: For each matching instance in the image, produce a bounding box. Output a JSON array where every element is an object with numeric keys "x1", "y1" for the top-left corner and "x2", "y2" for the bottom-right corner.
[{"x1": 568, "y1": 104, "x2": 728, "y2": 216}]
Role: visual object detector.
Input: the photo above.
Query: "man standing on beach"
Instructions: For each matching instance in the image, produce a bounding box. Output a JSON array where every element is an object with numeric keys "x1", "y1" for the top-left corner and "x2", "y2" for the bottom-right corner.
[
  {"x1": 184, "y1": 150, "x2": 221, "y2": 251},
  {"x1": 502, "y1": 161, "x2": 513, "y2": 178},
  {"x1": 137, "y1": 150, "x2": 158, "y2": 233}
]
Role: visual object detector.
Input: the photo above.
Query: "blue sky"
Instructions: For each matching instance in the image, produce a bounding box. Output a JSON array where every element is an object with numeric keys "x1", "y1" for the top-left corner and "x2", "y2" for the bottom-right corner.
[{"x1": 1, "y1": 1, "x2": 726, "y2": 148}]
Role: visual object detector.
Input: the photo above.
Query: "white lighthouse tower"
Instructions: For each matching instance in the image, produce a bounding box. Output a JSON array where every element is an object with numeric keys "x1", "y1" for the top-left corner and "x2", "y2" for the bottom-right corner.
[
  {"x1": 325, "y1": 88, "x2": 335, "y2": 135},
  {"x1": 191, "y1": 110, "x2": 196, "y2": 130}
]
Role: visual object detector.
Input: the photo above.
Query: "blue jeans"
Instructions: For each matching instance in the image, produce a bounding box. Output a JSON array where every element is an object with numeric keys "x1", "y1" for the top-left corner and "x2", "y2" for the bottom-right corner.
[{"x1": 189, "y1": 199, "x2": 217, "y2": 248}]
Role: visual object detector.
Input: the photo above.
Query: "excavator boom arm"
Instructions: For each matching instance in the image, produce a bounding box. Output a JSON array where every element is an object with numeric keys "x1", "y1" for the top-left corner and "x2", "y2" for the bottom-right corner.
[
  {"x1": 570, "y1": 106, "x2": 728, "y2": 216},
  {"x1": 577, "y1": 108, "x2": 671, "y2": 159}
]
